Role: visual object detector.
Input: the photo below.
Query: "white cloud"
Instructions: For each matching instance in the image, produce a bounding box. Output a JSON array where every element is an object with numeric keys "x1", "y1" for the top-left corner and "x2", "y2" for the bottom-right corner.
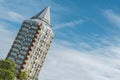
[
  {"x1": 110, "y1": 47, "x2": 120, "y2": 55},
  {"x1": 39, "y1": 40, "x2": 120, "y2": 80},
  {"x1": 8, "y1": 11, "x2": 25, "y2": 22},
  {"x1": 53, "y1": 19, "x2": 84, "y2": 30},
  {"x1": 0, "y1": 5, "x2": 25, "y2": 22},
  {"x1": 103, "y1": 9, "x2": 120, "y2": 27}
]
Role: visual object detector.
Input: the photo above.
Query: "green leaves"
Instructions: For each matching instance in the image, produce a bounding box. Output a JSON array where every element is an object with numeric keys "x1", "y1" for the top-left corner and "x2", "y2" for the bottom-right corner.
[
  {"x1": 0, "y1": 59, "x2": 16, "y2": 72},
  {"x1": 0, "y1": 68, "x2": 15, "y2": 80},
  {"x1": 0, "y1": 59, "x2": 28, "y2": 80},
  {"x1": 0, "y1": 59, "x2": 16, "y2": 80},
  {"x1": 18, "y1": 70, "x2": 28, "y2": 80}
]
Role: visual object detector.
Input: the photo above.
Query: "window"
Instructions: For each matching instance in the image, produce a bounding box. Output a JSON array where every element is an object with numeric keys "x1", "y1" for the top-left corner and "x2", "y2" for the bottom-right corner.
[
  {"x1": 12, "y1": 48, "x2": 19, "y2": 52},
  {"x1": 29, "y1": 29, "x2": 36, "y2": 34},
  {"x1": 37, "y1": 48, "x2": 40, "y2": 51},
  {"x1": 21, "y1": 27, "x2": 28, "y2": 32},
  {"x1": 25, "y1": 38, "x2": 32, "y2": 42},
  {"x1": 16, "y1": 60, "x2": 23, "y2": 64},
  {"x1": 23, "y1": 42, "x2": 30, "y2": 46},
  {"x1": 34, "y1": 22, "x2": 38, "y2": 26},
  {"x1": 17, "y1": 65, "x2": 21, "y2": 69},
  {"x1": 28, "y1": 34, "x2": 34, "y2": 38},
  {"x1": 20, "y1": 51, "x2": 26, "y2": 55},
  {"x1": 17, "y1": 35, "x2": 24, "y2": 40},
  {"x1": 19, "y1": 31, "x2": 26, "y2": 36},
  {"x1": 18, "y1": 55, "x2": 24, "y2": 60},
  {"x1": 14, "y1": 44, "x2": 21, "y2": 48},
  {"x1": 25, "y1": 20, "x2": 32, "y2": 24},
  {"x1": 22, "y1": 23, "x2": 30, "y2": 28},
  {"x1": 8, "y1": 57, "x2": 15, "y2": 61},
  {"x1": 22, "y1": 46, "x2": 28, "y2": 51},
  {"x1": 31, "y1": 26, "x2": 38, "y2": 30},
  {"x1": 21, "y1": 27, "x2": 27, "y2": 31},
  {"x1": 35, "y1": 52, "x2": 39, "y2": 56},
  {"x1": 10, "y1": 52, "x2": 17, "y2": 57},
  {"x1": 14, "y1": 41, "x2": 22, "y2": 45}
]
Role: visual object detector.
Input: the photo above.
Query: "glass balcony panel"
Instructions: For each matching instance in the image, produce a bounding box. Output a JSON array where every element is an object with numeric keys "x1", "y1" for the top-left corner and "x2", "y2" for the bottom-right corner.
[
  {"x1": 12, "y1": 48, "x2": 19, "y2": 52},
  {"x1": 23, "y1": 42, "x2": 31, "y2": 46},
  {"x1": 18, "y1": 55, "x2": 24, "y2": 60},
  {"x1": 8, "y1": 57, "x2": 15, "y2": 61},
  {"x1": 16, "y1": 60, "x2": 23, "y2": 64},
  {"x1": 19, "y1": 31, "x2": 26, "y2": 36},
  {"x1": 22, "y1": 46, "x2": 28, "y2": 51},
  {"x1": 24, "y1": 20, "x2": 32, "y2": 25},
  {"x1": 11, "y1": 52, "x2": 17, "y2": 57},
  {"x1": 14, "y1": 44, "x2": 21, "y2": 48},
  {"x1": 31, "y1": 26, "x2": 38, "y2": 30},
  {"x1": 22, "y1": 27, "x2": 27, "y2": 30},
  {"x1": 15, "y1": 39, "x2": 23, "y2": 44},
  {"x1": 17, "y1": 35, "x2": 24, "y2": 40},
  {"x1": 20, "y1": 51, "x2": 26, "y2": 55},
  {"x1": 28, "y1": 34, "x2": 34, "y2": 38},
  {"x1": 17, "y1": 65, "x2": 21, "y2": 69}
]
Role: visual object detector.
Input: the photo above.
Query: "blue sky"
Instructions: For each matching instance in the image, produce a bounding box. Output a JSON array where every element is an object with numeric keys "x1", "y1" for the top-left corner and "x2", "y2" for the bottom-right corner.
[{"x1": 0, "y1": 0, "x2": 120, "y2": 80}]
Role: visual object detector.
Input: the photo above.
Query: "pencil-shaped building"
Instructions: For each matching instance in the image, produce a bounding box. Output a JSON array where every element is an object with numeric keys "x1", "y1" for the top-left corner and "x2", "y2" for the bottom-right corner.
[{"x1": 6, "y1": 6, "x2": 54, "y2": 79}]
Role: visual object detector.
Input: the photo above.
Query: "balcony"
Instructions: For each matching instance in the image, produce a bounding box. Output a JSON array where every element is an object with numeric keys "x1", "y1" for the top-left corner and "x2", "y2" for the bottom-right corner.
[{"x1": 16, "y1": 60, "x2": 23, "y2": 65}]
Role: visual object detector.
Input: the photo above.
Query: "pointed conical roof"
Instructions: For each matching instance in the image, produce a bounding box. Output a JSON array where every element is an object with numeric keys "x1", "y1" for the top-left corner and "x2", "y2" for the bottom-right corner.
[{"x1": 31, "y1": 6, "x2": 50, "y2": 24}]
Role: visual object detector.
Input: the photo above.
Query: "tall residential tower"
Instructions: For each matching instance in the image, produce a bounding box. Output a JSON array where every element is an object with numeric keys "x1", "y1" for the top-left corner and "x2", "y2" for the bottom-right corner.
[{"x1": 6, "y1": 6, "x2": 54, "y2": 79}]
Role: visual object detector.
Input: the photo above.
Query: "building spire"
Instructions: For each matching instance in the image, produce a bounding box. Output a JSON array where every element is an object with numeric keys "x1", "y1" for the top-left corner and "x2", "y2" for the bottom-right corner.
[{"x1": 31, "y1": 6, "x2": 50, "y2": 24}]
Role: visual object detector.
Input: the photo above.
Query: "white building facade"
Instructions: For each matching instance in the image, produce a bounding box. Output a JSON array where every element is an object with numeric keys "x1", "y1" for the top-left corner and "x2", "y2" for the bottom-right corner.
[{"x1": 6, "y1": 6, "x2": 54, "y2": 79}]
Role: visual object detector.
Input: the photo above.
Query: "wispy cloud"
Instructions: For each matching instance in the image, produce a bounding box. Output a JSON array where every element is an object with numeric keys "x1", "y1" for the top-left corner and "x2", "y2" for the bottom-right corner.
[
  {"x1": 39, "y1": 39, "x2": 120, "y2": 80},
  {"x1": 53, "y1": 19, "x2": 85, "y2": 30},
  {"x1": 103, "y1": 9, "x2": 120, "y2": 27},
  {"x1": 0, "y1": 4, "x2": 25, "y2": 22},
  {"x1": 8, "y1": 11, "x2": 25, "y2": 22}
]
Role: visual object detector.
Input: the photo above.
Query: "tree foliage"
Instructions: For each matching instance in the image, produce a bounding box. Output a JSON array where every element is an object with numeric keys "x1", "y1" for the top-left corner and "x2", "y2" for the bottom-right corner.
[
  {"x1": 0, "y1": 68, "x2": 15, "y2": 80},
  {"x1": 0, "y1": 59, "x2": 16, "y2": 72},
  {"x1": 0, "y1": 59, "x2": 28, "y2": 80},
  {"x1": 0, "y1": 59, "x2": 16, "y2": 80},
  {"x1": 18, "y1": 70, "x2": 28, "y2": 80}
]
